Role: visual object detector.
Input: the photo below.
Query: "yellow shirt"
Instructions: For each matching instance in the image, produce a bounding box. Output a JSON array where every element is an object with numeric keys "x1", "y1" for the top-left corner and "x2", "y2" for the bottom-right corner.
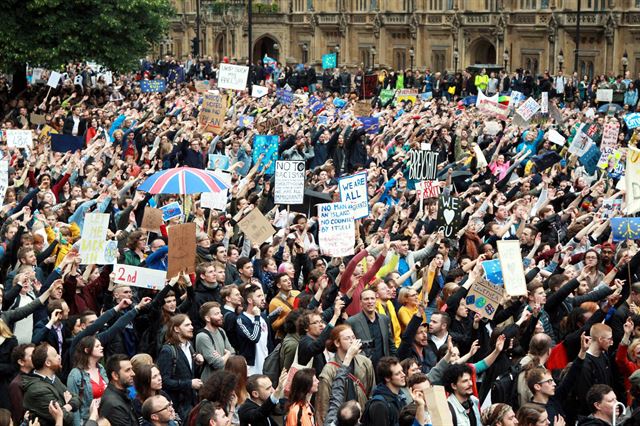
[
  {"x1": 376, "y1": 300, "x2": 401, "y2": 347},
  {"x1": 268, "y1": 290, "x2": 300, "y2": 335}
]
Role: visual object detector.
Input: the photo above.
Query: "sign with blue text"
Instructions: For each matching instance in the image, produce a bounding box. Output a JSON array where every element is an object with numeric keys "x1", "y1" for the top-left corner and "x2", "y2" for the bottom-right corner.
[{"x1": 339, "y1": 172, "x2": 369, "y2": 219}]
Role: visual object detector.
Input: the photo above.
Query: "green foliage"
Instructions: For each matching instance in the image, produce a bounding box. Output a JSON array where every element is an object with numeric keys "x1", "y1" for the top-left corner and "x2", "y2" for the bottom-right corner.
[{"x1": 0, "y1": 0, "x2": 174, "y2": 72}]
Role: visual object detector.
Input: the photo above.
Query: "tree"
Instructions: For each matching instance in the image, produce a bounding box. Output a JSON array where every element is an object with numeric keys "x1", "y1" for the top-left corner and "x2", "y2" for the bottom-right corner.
[{"x1": 0, "y1": 0, "x2": 173, "y2": 85}]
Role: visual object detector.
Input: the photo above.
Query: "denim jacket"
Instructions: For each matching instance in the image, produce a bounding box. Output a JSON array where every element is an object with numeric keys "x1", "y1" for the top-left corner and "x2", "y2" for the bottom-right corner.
[{"x1": 66, "y1": 365, "x2": 109, "y2": 426}]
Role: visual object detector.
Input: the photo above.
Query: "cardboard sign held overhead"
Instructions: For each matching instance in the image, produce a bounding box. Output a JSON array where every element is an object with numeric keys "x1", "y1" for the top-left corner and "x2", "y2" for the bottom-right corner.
[
  {"x1": 465, "y1": 279, "x2": 503, "y2": 320},
  {"x1": 238, "y1": 208, "x2": 275, "y2": 246},
  {"x1": 167, "y1": 223, "x2": 197, "y2": 278},
  {"x1": 496, "y1": 240, "x2": 527, "y2": 296},
  {"x1": 141, "y1": 207, "x2": 164, "y2": 232},
  {"x1": 424, "y1": 386, "x2": 454, "y2": 426},
  {"x1": 353, "y1": 101, "x2": 371, "y2": 117},
  {"x1": 199, "y1": 93, "x2": 227, "y2": 134}
]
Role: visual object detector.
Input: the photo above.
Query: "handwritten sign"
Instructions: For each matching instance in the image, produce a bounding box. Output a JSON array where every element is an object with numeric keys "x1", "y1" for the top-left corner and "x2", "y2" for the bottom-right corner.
[
  {"x1": 167, "y1": 223, "x2": 196, "y2": 278},
  {"x1": 437, "y1": 196, "x2": 462, "y2": 238},
  {"x1": 199, "y1": 93, "x2": 227, "y2": 134},
  {"x1": 318, "y1": 202, "x2": 355, "y2": 257},
  {"x1": 415, "y1": 180, "x2": 440, "y2": 200},
  {"x1": 601, "y1": 122, "x2": 620, "y2": 149},
  {"x1": 200, "y1": 190, "x2": 228, "y2": 211},
  {"x1": 465, "y1": 279, "x2": 503, "y2": 320},
  {"x1": 516, "y1": 97, "x2": 541, "y2": 121},
  {"x1": 497, "y1": 240, "x2": 527, "y2": 296},
  {"x1": 208, "y1": 154, "x2": 231, "y2": 170},
  {"x1": 354, "y1": 101, "x2": 371, "y2": 117},
  {"x1": 6, "y1": 130, "x2": 33, "y2": 149},
  {"x1": 141, "y1": 207, "x2": 163, "y2": 232},
  {"x1": 161, "y1": 202, "x2": 183, "y2": 221},
  {"x1": 218, "y1": 63, "x2": 249, "y2": 90},
  {"x1": 275, "y1": 161, "x2": 305, "y2": 204},
  {"x1": 47, "y1": 71, "x2": 62, "y2": 88},
  {"x1": 596, "y1": 89, "x2": 613, "y2": 103},
  {"x1": 140, "y1": 79, "x2": 166, "y2": 93},
  {"x1": 114, "y1": 264, "x2": 166, "y2": 290},
  {"x1": 256, "y1": 117, "x2": 280, "y2": 134},
  {"x1": 339, "y1": 172, "x2": 368, "y2": 219},
  {"x1": 79, "y1": 213, "x2": 110, "y2": 265},
  {"x1": 408, "y1": 150, "x2": 439, "y2": 180},
  {"x1": 238, "y1": 208, "x2": 275, "y2": 246}
]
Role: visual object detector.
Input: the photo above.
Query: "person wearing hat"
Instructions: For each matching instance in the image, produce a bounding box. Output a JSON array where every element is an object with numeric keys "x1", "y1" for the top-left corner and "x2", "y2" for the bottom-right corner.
[{"x1": 481, "y1": 403, "x2": 518, "y2": 426}]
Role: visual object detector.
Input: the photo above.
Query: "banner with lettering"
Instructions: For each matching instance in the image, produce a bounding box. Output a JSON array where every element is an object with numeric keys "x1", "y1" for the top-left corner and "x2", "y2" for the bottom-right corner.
[
  {"x1": 318, "y1": 202, "x2": 355, "y2": 257},
  {"x1": 436, "y1": 196, "x2": 462, "y2": 237},
  {"x1": 339, "y1": 172, "x2": 368, "y2": 219},
  {"x1": 218, "y1": 64, "x2": 249, "y2": 90}
]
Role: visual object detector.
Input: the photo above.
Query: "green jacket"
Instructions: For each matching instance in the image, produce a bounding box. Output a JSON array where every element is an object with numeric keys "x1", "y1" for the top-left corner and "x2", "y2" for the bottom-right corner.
[{"x1": 23, "y1": 373, "x2": 80, "y2": 426}]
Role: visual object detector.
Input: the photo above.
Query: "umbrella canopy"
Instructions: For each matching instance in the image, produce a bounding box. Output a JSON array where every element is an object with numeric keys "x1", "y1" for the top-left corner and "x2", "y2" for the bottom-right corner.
[
  {"x1": 597, "y1": 103, "x2": 623, "y2": 113},
  {"x1": 137, "y1": 167, "x2": 229, "y2": 195}
]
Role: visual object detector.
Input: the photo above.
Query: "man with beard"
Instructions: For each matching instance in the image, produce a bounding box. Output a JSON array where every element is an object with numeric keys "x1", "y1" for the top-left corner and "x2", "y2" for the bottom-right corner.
[
  {"x1": 99, "y1": 354, "x2": 138, "y2": 426},
  {"x1": 444, "y1": 363, "x2": 481, "y2": 426},
  {"x1": 196, "y1": 302, "x2": 234, "y2": 381},
  {"x1": 236, "y1": 284, "x2": 272, "y2": 375},
  {"x1": 23, "y1": 343, "x2": 80, "y2": 426},
  {"x1": 157, "y1": 314, "x2": 205, "y2": 420}
]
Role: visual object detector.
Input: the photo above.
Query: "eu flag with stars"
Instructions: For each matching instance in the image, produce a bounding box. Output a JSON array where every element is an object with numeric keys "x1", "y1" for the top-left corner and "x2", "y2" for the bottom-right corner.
[
  {"x1": 482, "y1": 259, "x2": 504, "y2": 286},
  {"x1": 610, "y1": 217, "x2": 640, "y2": 242}
]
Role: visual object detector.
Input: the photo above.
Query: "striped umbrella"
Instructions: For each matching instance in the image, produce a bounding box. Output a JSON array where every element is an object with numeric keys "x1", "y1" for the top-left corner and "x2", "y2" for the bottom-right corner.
[{"x1": 137, "y1": 167, "x2": 229, "y2": 195}]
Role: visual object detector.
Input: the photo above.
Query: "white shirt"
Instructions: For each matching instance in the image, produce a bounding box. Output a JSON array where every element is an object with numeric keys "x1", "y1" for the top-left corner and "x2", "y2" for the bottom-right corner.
[
  {"x1": 430, "y1": 333, "x2": 448, "y2": 351},
  {"x1": 14, "y1": 293, "x2": 35, "y2": 344},
  {"x1": 180, "y1": 342, "x2": 193, "y2": 370},
  {"x1": 71, "y1": 115, "x2": 80, "y2": 136}
]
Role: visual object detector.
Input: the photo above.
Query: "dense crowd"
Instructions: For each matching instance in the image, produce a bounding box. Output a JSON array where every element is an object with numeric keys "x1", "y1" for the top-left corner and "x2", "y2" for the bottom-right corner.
[{"x1": 0, "y1": 57, "x2": 639, "y2": 426}]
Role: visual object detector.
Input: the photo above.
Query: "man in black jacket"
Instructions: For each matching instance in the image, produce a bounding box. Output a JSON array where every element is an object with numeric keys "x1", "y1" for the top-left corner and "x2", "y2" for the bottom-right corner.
[
  {"x1": 99, "y1": 354, "x2": 138, "y2": 426},
  {"x1": 361, "y1": 357, "x2": 407, "y2": 426},
  {"x1": 62, "y1": 105, "x2": 87, "y2": 137},
  {"x1": 237, "y1": 371, "x2": 287, "y2": 426}
]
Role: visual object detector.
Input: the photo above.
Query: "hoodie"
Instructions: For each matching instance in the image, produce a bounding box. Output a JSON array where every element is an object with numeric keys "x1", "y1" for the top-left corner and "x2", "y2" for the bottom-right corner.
[{"x1": 364, "y1": 383, "x2": 407, "y2": 426}]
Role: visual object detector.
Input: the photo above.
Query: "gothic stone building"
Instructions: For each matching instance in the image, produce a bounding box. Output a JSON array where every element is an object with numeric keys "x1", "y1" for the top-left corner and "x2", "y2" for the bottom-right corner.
[{"x1": 157, "y1": 0, "x2": 640, "y2": 77}]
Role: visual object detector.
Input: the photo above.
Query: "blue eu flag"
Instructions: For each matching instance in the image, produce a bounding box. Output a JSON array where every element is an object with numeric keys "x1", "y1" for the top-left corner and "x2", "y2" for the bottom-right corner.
[
  {"x1": 610, "y1": 217, "x2": 640, "y2": 242},
  {"x1": 482, "y1": 259, "x2": 504, "y2": 286}
]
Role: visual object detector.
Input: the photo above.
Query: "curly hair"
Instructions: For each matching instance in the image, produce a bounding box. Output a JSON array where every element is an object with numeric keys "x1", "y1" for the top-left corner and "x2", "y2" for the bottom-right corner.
[{"x1": 199, "y1": 370, "x2": 238, "y2": 406}]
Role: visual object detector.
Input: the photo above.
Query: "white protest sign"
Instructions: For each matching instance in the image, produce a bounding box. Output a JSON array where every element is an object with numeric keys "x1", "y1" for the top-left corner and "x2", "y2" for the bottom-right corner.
[
  {"x1": 472, "y1": 144, "x2": 488, "y2": 168},
  {"x1": 200, "y1": 189, "x2": 228, "y2": 211},
  {"x1": 47, "y1": 71, "x2": 62, "y2": 88},
  {"x1": 475, "y1": 89, "x2": 498, "y2": 108},
  {"x1": 415, "y1": 180, "x2": 441, "y2": 200},
  {"x1": 596, "y1": 89, "x2": 613, "y2": 103},
  {"x1": 0, "y1": 160, "x2": 8, "y2": 207},
  {"x1": 541, "y1": 92, "x2": 549, "y2": 113},
  {"x1": 601, "y1": 122, "x2": 620, "y2": 149},
  {"x1": 568, "y1": 125, "x2": 594, "y2": 157},
  {"x1": 274, "y1": 161, "x2": 305, "y2": 204},
  {"x1": 516, "y1": 97, "x2": 541, "y2": 121},
  {"x1": 218, "y1": 64, "x2": 249, "y2": 90},
  {"x1": 32, "y1": 68, "x2": 44, "y2": 81},
  {"x1": 547, "y1": 129, "x2": 566, "y2": 146},
  {"x1": 6, "y1": 130, "x2": 33, "y2": 149},
  {"x1": 114, "y1": 264, "x2": 167, "y2": 290},
  {"x1": 252, "y1": 85, "x2": 268, "y2": 98},
  {"x1": 627, "y1": 146, "x2": 640, "y2": 214},
  {"x1": 79, "y1": 213, "x2": 110, "y2": 265},
  {"x1": 318, "y1": 202, "x2": 355, "y2": 257},
  {"x1": 74, "y1": 75, "x2": 83, "y2": 86},
  {"x1": 497, "y1": 240, "x2": 527, "y2": 296},
  {"x1": 339, "y1": 172, "x2": 369, "y2": 219},
  {"x1": 408, "y1": 150, "x2": 439, "y2": 180}
]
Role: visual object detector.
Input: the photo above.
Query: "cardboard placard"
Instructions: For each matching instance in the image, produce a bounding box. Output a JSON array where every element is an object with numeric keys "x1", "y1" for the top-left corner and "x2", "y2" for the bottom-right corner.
[
  {"x1": 497, "y1": 240, "x2": 527, "y2": 296},
  {"x1": 30, "y1": 113, "x2": 47, "y2": 125},
  {"x1": 256, "y1": 117, "x2": 280, "y2": 134},
  {"x1": 423, "y1": 386, "x2": 454, "y2": 426},
  {"x1": 238, "y1": 208, "x2": 275, "y2": 246},
  {"x1": 353, "y1": 101, "x2": 371, "y2": 117},
  {"x1": 465, "y1": 279, "x2": 503, "y2": 320},
  {"x1": 199, "y1": 93, "x2": 227, "y2": 134},
  {"x1": 141, "y1": 207, "x2": 164, "y2": 232},
  {"x1": 167, "y1": 223, "x2": 196, "y2": 278},
  {"x1": 114, "y1": 264, "x2": 166, "y2": 290}
]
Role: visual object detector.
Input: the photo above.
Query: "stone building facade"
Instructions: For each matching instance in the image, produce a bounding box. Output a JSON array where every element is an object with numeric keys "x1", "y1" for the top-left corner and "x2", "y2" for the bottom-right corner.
[{"x1": 157, "y1": 0, "x2": 640, "y2": 77}]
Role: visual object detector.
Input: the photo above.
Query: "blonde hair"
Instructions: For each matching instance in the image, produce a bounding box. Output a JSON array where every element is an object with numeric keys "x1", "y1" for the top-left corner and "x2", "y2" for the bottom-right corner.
[
  {"x1": 131, "y1": 353, "x2": 153, "y2": 372},
  {"x1": 629, "y1": 339, "x2": 640, "y2": 362},
  {"x1": 0, "y1": 319, "x2": 13, "y2": 338}
]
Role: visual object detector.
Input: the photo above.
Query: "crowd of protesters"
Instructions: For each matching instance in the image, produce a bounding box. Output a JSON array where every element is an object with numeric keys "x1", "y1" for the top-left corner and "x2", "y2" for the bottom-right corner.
[{"x1": 0, "y1": 55, "x2": 638, "y2": 426}]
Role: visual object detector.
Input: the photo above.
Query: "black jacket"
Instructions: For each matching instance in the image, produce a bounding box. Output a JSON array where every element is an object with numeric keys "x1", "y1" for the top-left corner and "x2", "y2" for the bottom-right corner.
[
  {"x1": 363, "y1": 383, "x2": 407, "y2": 426},
  {"x1": 397, "y1": 314, "x2": 437, "y2": 374},
  {"x1": 156, "y1": 342, "x2": 201, "y2": 420},
  {"x1": 99, "y1": 383, "x2": 138, "y2": 426},
  {"x1": 190, "y1": 280, "x2": 222, "y2": 330},
  {"x1": 238, "y1": 396, "x2": 284, "y2": 426},
  {"x1": 62, "y1": 115, "x2": 87, "y2": 136}
]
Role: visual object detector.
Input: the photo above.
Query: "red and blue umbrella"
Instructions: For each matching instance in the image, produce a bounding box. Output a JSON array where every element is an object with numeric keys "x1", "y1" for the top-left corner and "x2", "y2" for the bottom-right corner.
[{"x1": 137, "y1": 167, "x2": 229, "y2": 194}]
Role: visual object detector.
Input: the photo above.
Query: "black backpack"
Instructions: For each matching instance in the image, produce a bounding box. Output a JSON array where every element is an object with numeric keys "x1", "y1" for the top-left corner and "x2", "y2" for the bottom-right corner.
[
  {"x1": 489, "y1": 363, "x2": 522, "y2": 409},
  {"x1": 361, "y1": 395, "x2": 393, "y2": 426},
  {"x1": 262, "y1": 342, "x2": 282, "y2": 384}
]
